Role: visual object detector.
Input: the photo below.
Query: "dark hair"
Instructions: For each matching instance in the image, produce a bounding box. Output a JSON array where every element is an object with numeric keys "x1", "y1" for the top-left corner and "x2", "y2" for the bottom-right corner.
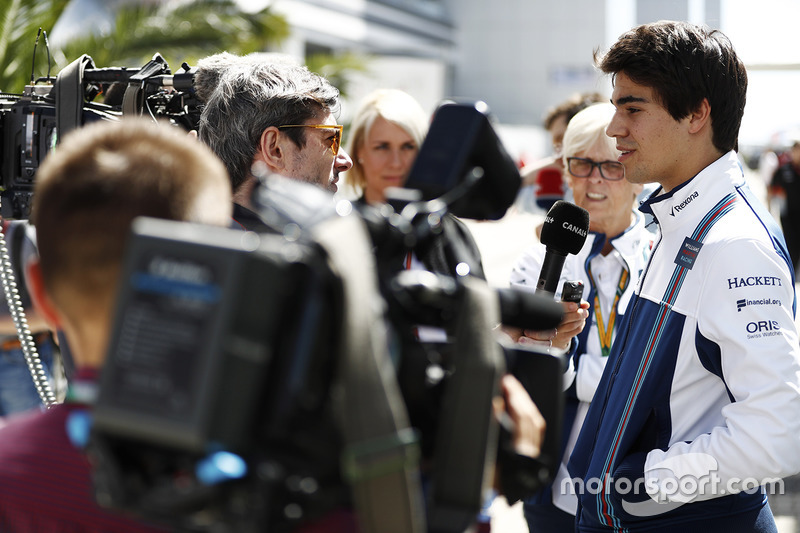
[
  {"x1": 32, "y1": 118, "x2": 230, "y2": 318},
  {"x1": 595, "y1": 20, "x2": 747, "y2": 153},
  {"x1": 543, "y1": 92, "x2": 604, "y2": 130}
]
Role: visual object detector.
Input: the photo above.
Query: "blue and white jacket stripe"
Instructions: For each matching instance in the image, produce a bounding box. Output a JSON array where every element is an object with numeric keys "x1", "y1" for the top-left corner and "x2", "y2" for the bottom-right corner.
[{"x1": 568, "y1": 151, "x2": 800, "y2": 532}]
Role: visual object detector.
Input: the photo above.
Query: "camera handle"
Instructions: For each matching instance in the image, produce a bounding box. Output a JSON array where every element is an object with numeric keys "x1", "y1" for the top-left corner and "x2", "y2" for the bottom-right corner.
[{"x1": 0, "y1": 216, "x2": 57, "y2": 407}]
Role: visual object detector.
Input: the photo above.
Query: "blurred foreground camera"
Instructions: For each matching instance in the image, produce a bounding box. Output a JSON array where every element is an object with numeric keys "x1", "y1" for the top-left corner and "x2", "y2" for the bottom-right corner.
[
  {"x1": 90, "y1": 218, "x2": 353, "y2": 532},
  {"x1": 88, "y1": 102, "x2": 568, "y2": 532}
]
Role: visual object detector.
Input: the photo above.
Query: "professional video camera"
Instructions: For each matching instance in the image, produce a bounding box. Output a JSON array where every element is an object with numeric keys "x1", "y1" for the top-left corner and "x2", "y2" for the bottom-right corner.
[
  {"x1": 0, "y1": 52, "x2": 199, "y2": 219},
  {"x1": 0, "y1": 49, "x2": 202, "y2": 417},
  {"x1": 85, "y1": 101, "x2": 568, "y2": 533}
]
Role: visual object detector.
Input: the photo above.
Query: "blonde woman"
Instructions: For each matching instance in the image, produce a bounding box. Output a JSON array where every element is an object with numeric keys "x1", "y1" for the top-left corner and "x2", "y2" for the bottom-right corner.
[{"x1": 346, "y1": 89, "x2": 428, "y2": 205}]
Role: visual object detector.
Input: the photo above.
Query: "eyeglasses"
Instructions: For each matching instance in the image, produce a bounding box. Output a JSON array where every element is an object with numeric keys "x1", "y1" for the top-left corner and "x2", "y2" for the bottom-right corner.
[
  {"x1": 566, "y1": 157, "x2": 625, "y2": 181},
  {"x1": 278, "y1": 124, "x2": 343, "y2": 155}
]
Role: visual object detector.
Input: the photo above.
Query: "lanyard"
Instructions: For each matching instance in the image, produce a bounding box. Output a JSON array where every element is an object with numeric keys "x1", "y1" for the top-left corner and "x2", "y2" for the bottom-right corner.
[{"x1": 587, "y1": 260, "x2": 629, "y2": 357}]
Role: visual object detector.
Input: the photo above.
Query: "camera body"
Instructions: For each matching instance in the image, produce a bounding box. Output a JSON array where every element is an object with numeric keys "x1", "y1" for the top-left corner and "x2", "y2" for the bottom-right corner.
[
  {"x1": 1, "y1": 86, "x2": 57, "y2": 218},
  {"x1": 0, "y1": 54, "x2": 199, "y2": 219},
  {"x1": 91, "y1": 218, "x2": 347, "y2": 532}
]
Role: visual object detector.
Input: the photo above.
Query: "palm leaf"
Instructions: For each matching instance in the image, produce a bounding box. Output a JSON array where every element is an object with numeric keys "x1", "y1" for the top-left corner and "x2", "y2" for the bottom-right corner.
[
  {"x1": 0, "y1": 0, "x2": 70, "y2": 92},
  {"x1": 306, "y1": 51, "x2": 370, "y2": 97},
  {"x1": 55, "y1": 0, "x2": 289, "y2": 72}
]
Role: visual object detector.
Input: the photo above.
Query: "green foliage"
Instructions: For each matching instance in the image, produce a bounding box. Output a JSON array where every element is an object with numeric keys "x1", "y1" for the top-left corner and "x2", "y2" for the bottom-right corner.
[
  {"x1": 57, "y1": 0, "x2": 289, "y2": 72},
  {"x1": 305, "y1": 50, "x2": 369, "y2": 97},
  {"x1": 0, "y1": 0, "x2": 289, "y2": 93},
  {"x1": 0, "y1": 0, "x2": 70, "y2": 92},
  {"x1": 1, "y1": 0, "x2": 367, "y2": 104}
]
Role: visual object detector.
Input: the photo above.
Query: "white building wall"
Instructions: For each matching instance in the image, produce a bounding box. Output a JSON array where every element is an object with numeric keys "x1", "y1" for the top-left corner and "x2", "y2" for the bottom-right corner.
[
  {"x1": 268, "y1": 0, "x2": 455, "y2": 121},
  {"x1": 343, "y1": 56, "x2": 448, "y2": 120},
  {"x1": 443, "y1": 0, "x2": 610, "y2": 128}
]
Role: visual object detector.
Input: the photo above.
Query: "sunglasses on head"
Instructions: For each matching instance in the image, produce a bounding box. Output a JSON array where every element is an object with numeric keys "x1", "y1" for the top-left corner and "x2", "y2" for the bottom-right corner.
[{"x1": 278, "y1": 124, "x2": 343, "y2": 155}]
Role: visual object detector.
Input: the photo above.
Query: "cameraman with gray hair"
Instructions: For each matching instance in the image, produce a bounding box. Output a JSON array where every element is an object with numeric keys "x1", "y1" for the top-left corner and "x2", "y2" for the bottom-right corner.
[{"x1": 198, "y1": 58, "x2": 353, "y2": 231}]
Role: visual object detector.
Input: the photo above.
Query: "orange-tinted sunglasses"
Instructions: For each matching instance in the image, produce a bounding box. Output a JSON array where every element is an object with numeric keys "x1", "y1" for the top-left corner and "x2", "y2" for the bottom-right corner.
[{"x1": 278, "y1": 124, "x2": 343, "y2": 155}]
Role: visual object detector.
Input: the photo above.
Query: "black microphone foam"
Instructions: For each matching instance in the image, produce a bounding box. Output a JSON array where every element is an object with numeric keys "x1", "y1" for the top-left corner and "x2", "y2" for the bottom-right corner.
[
  {"x1": 536, "y1": 201, "x2": 590, "y2": 294},
  {"x1": 539, "y1": 200, "x2": 590, "y2": 255},
  {"x1": 497, "y1": 287, "x2": 563, "y2": 331}
]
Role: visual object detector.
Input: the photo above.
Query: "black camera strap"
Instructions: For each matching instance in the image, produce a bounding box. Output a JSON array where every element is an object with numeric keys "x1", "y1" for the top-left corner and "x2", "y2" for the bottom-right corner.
[
  {"x1": 8, "y1": 221, "x2": 30, "y2": 308},
  {"x1": 312, "y1": 214, "x2": 426, "y2": 533}
]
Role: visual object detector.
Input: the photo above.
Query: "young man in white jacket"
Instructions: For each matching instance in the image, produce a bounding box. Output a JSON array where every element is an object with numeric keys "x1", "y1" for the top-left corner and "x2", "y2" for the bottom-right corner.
[{"x1": 568, "y1": 20, "x2": 800, "y2": 532}]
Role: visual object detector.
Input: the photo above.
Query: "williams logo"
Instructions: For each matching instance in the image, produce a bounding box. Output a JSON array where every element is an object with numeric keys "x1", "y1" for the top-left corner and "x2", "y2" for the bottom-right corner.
[
  {"x1": 674, "y1": 236, "x2": 703, "y2": 270},
  {"x1": 670, "y1": 191, "x2": 699, "y2": 216}
]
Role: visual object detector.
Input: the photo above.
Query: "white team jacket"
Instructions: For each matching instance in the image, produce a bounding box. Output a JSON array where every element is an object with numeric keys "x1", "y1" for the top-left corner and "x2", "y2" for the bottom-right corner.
[{"x1": 569, "y1": 151, "x2": 800, "y2": 531}]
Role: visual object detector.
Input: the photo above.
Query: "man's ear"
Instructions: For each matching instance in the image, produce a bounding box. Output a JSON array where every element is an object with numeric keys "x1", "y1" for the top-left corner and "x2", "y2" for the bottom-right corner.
[
  {"x1": 257, "y1": 126, "x2": 287, "y2": 173},
  {"x1": 687, "y1": 98, "x2": 712, "y2": 135},
  {"x1": 26, "y1": 259, "x2": 62, "y2": 330}
]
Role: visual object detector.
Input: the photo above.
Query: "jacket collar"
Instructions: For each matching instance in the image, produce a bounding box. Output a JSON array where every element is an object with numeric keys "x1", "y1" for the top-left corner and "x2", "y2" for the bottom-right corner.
[
  {"x1": 585, "y1": 209, "x2": 650, "y2": 262},
  {"x1": 638, "y1": 151, "x2": 744, "y2": 234}
]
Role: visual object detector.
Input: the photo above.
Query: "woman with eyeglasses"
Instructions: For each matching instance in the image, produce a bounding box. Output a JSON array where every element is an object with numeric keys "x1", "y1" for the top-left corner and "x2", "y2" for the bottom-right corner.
[{"x1": 508, "y1": 102, "x2": 654, "y2": 533}]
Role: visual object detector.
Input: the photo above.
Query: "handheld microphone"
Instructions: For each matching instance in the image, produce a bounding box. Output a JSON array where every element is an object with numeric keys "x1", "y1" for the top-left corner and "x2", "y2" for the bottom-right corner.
[{"x1": 536, "y1": 200, "x2": 590, "y2": 295}]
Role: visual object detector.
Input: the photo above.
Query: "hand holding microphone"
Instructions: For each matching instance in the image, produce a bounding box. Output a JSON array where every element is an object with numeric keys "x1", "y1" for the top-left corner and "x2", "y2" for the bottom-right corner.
[{"x1": 514, "y1": 201, "x2": 591, "y2": 351}]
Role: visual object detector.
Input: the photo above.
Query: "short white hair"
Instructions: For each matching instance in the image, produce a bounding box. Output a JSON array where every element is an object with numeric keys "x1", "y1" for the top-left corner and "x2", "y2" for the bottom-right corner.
[{"x1": 561, "y1": 103, "x2": 619, "y2": 165}]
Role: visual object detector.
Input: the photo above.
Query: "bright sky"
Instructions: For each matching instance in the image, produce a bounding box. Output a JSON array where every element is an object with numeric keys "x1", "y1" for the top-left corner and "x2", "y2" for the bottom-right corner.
[{"x1": 722, "y1": 0, "x2": 800, "y2": 66}]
